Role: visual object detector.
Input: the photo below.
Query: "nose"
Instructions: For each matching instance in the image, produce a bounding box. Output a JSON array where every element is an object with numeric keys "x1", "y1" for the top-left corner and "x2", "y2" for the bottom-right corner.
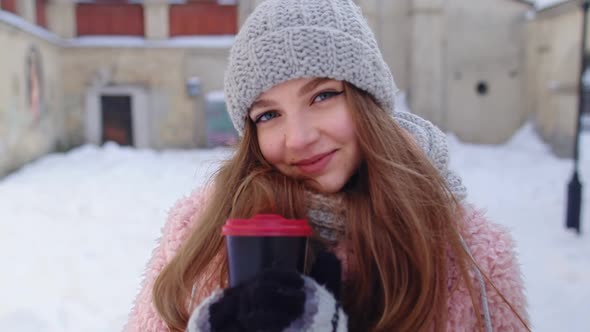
[{"x1": 284, "y1": 113, "x2": 319, "y2": 151}]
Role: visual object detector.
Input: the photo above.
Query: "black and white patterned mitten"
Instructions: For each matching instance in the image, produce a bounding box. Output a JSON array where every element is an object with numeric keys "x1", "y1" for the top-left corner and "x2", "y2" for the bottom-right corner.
[{"x1": 187, "y1": 251, "x2": 347, "y2": 332}]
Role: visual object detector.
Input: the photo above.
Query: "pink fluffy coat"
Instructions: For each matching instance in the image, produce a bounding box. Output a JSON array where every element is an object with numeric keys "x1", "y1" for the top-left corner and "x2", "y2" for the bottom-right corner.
[{"x1": 125, "y1": 188, "x2": 528, "y2": 331}]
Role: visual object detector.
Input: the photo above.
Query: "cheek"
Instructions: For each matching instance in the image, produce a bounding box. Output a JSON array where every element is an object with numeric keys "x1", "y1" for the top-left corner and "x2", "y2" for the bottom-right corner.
[
  {"x1": 331, "y1": 110, "x2": 361, "y2": 167},
  {"x1": 257, "y1": 130, "x2": 283, "y2": 165},
  {"x1": 328, "y1": 109, "x2": 357, "y2": 143}
]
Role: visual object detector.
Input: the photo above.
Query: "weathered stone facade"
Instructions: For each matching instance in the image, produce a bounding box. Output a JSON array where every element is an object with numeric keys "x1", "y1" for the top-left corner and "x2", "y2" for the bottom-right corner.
[
  {"x1": 0, "y1": 0, "x2": 586, "y2": 177},
  {"x1": 0, "y1": 11, "x2": 63, "y2": 177},
  {"x1": 524, "y1": 1, "x2": 587, "y2": 157},
  {"x1": 60, "y1": 46, "x2": 231, "y2": 149},
  {"x1": 0, "y1": 1, "x2": 233, "y2": 177}
]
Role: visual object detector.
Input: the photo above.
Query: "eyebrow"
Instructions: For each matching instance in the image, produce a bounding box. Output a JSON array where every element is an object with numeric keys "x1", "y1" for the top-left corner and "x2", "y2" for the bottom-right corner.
[
  {"x1": 250, "y1": 99, "x2": 277, "y2": 112},
  {"x1": 249, "y1": 78, "x2": 335, "y2": 114},
  {"x1": 298, "y1": 78, "x2": 333, "y2": 97}
]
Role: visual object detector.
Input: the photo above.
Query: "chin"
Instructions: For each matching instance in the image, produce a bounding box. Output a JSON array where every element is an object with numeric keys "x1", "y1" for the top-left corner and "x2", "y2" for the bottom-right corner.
[{"x1": 313, "y1": 178, "x2": 347, "y2": 194}]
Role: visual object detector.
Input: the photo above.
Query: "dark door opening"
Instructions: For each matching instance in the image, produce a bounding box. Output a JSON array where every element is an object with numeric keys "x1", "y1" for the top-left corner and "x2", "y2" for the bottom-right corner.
[{"x1": 101, "y1": 95, "x2": 133, "y2": 146}]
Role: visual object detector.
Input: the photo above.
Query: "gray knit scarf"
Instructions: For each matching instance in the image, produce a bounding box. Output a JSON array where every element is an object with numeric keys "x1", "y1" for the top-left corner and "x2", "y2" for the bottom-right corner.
[{"x1": 306, "y1": 190, "x2": 347, "y2": 244}]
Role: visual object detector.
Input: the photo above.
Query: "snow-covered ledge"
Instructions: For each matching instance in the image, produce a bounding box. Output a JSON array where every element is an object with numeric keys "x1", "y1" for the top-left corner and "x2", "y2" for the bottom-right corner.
[
  {"x1": 0, "y1": 9, "x2": 235, "y2": 49},
  {"x1": 62, "y1": 35, "x2": 235, "y2": 49},
  {"x1": 0, "y1": 10, "x2": 61, "y2": 45}
]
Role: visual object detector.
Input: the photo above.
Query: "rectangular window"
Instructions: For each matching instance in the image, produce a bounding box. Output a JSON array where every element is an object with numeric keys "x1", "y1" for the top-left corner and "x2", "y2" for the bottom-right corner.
[
  {"x1": 76, "y1": 3, "x2": 144, "y2": 36},
  {"x1": 169, "y1": 2, "x2": 237, "y2": 36},
  {"x1": 0, "y1": 0, "x2": 17, "y2": 14},
  {"x1": 36, "y1": 0, "x2": 47, "y2": 28}
]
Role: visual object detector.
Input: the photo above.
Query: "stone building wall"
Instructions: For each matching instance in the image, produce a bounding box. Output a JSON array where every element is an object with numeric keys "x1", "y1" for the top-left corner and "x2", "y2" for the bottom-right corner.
[
  {"x1": 444, "y1": 0, "x2": 529, "y2": 144},
  {"x1": 0, "y1": 14, "x2": 63, "y2": 177},
  {"x1": 525, "y1": 2, "x2": 587, "y2": 157},
  {"x1": 60, "y1": 45, "x2": 231, "y2": 149}
]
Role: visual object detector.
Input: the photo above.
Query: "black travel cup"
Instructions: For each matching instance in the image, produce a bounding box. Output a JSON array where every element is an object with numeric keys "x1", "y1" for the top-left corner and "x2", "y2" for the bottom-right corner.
[{"x1": 222, "y1": 214, "x2": 313, "y2": 287}]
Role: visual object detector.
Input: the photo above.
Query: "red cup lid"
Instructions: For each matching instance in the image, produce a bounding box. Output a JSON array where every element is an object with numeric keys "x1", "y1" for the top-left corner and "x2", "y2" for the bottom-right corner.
[{"x1": 222, "y1": 214, "x2": 313, "y2": 237}]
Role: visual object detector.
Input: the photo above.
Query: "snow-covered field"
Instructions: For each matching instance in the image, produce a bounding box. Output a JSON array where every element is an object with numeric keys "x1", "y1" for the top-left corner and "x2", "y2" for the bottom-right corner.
[
  {"x1": 0, "y1": 123, "x2": 588, "y2": 332},
  {"x1": 448, "y1": 126, "x2": 590, "y2": 332}
]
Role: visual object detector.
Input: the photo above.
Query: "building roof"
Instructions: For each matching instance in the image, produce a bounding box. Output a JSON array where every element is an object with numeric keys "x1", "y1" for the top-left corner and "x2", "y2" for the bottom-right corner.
[
  {"x1": 501, "y1": 0, "x2": 572, "y2": 11},
  {"x1": 510, "y1": 0, "x2": 536, "y2": 6},
  {"x1": 534, "y1": 0, "x2": 575, "y2": 11}
]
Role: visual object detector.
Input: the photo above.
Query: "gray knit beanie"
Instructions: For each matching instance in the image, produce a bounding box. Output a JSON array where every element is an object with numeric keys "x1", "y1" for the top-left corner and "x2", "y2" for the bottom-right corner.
[{"x1": 223, "y1": 0, "x2": 398, "y2": 135}]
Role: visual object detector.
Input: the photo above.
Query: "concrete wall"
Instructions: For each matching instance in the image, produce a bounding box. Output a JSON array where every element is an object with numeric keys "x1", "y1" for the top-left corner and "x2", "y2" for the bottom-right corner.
[
  {"x1": 445, "y1": 0, "x2": 528, "y2": 144},
  {"x1": 409, "y1": 0, "x2": 446, "y2": 127},
  {"x1": 358, "y1": 0, "x2": 411, "y2": 93},
  {"x1": 0, "y1": 17, "x2": 63, "y2": 177},
  {"x1": 144, "y1": 1, "x2": 169, "y2": 40},
  {"x1": 46, "y1": 0, "x2": 76, "y2": 39},
  {"x1": 526, "y1": 4, "x2": 586, "y2": 157},
  {"x1": 60, "y1": 46, "x2": 230, "y2": 149}
]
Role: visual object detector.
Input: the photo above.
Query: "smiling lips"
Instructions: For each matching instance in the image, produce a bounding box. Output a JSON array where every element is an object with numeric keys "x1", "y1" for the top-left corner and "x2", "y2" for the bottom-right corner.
[{"x1": 292, "y1": 150, "x2": 337, "y2": 175}]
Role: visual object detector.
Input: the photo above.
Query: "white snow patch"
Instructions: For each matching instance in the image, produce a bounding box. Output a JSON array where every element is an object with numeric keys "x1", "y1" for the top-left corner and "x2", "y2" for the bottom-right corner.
[
  {"x1": 448, "y1": 123, "x2": 590, "y2": 332},
  {"x1": 63, "y1": 35, "x2": 235, "y2": 49},
  {"x1": 534, "y1": 0, "x2": 571, "y2": 10},
  {"x1": 206, "y1": 90, "x2": 225, "y2": 102},
  {"x1": 0, "y1": 10, "x2": 61, "y2": 45}
]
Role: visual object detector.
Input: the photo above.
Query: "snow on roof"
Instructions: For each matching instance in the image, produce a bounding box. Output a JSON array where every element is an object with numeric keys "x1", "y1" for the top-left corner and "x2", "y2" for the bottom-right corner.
[
  {"x1": 534, "y1": 0, "x2": 573, "y2": 10},
  {"x1": 0, "y1": 10, "x2": 61, "y2": 45},
  {"x1": 63, "y1": 35, "x2": 235, "y2": 49},
  {"x1": 1, "y1": 9, "x2": 235, "y2": 49},
  {"x1": 206, "y1": 90, "x2": 225, "y2": 102}
]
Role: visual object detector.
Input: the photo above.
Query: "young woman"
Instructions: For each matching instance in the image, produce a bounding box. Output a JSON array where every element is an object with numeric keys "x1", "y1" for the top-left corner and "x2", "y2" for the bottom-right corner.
[{"x1": 126, "y1": 0, "x2": 529, "y2": 331}]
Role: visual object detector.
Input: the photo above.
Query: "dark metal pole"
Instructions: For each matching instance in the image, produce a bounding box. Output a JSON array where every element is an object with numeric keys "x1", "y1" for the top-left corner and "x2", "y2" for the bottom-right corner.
[{"x1": 566, "y1": 0, "x2": 589, "y2": 234}]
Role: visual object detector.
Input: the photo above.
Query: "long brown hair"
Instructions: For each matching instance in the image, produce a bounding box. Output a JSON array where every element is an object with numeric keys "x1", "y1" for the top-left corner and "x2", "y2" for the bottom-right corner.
[{"x1": 153, "y1": 82, "x2": 526, "y2": 331}]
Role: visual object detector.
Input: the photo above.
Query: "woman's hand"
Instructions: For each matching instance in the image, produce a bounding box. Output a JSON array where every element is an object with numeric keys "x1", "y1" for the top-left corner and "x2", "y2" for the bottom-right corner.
[
  {"x1": 187, "y1": 251, "x2": 345, "y2": 332},
  {"x1": 209, "y1": 269, "x2": 306, "y2": 332}
]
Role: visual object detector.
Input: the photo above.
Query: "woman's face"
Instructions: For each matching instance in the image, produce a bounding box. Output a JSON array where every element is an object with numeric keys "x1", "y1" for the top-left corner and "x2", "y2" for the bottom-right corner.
[{"x1": 249, "y1": 78, "x2": 361, "y2": 193}]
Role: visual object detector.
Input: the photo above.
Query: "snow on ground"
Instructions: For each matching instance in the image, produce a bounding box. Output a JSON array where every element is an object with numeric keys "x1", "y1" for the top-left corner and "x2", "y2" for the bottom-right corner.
[
  {"x1": 0, "y1": 144, "x2": 231, "y2": 332},
  {"x1": 0, "y1": 125, "x2": 588, "y2": 331},
  {"x1": 448, "y1": 124, "x2": 590, "y2": 331}
]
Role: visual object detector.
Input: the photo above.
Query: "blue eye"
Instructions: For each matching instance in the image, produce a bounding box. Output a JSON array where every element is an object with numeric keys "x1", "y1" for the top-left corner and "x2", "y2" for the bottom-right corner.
[
  {"x1": 313, "y1": 91, "x2": 343, "y2": 104},
  {"x1": 255, "y1": 110, "x2": 279, "y2": 124}
]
